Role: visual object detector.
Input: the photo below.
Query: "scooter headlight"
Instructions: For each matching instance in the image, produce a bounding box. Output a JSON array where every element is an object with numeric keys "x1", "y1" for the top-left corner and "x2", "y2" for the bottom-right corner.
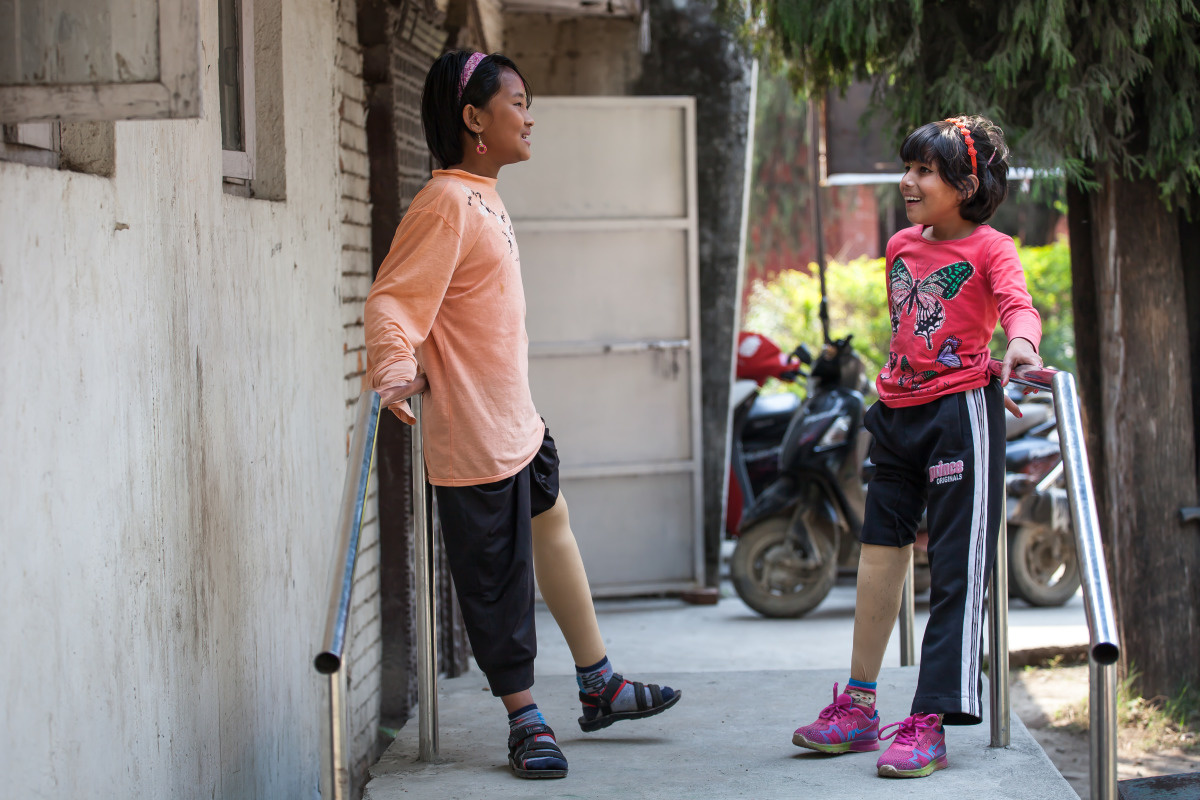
[{"x1": 816, "y1": 415, "x2": 852, "y2": 449}]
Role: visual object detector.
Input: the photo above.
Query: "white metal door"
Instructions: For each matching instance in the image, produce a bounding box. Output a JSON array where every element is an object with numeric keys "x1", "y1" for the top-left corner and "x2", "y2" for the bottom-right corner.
[{"x1": 501, "y1": 97, "x2": 702, "y2": 596}]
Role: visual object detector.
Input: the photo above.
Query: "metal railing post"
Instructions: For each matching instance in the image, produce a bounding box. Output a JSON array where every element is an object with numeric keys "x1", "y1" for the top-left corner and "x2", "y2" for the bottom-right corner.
[
  {"x1": 412, "y1": 395, "x2": 440, "y2": 761},
  {"x1": 988, "y1": 488, "x2": 1011, "y2": 747},
  {"x1": 1051, "y1": 371, "x2": 1119, "y2": 800},
  {"x1": 328, "y1": 669, "x2": 351, "y2": 799},
  {"x1": 899, "y1": 552, "x2": 916, "y2": 667},
  {"x1": 1090, "y1": 656, "x2": 1118, "y2": 800}
]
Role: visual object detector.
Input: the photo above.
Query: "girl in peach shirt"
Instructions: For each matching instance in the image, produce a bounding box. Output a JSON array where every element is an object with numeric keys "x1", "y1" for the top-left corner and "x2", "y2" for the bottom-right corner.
[{"x1": 365, "y1": 51, "x2": 681, "y2": 781}]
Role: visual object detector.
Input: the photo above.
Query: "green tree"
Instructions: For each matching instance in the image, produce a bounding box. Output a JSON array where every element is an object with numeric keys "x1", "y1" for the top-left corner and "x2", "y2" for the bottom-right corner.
[{"x1": 738, "y1": 0, "x2": 1200, "y2": 698}]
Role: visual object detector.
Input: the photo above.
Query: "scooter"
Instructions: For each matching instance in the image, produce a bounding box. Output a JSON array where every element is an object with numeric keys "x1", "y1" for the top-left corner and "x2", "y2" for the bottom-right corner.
[
  {"x1": 726, "y1": 332, "x2": 810, "y2": 538},
  {"x1": 729, "y1": 335, "x2": 871, "y2": 618}
]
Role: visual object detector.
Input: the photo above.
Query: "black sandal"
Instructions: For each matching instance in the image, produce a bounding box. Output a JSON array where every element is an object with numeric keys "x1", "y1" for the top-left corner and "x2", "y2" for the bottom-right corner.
[
  {"x1": 578, "y1": 673, "x2": 682, "y2": 732},
  {"x1": 507, "y1": 722, "x2": 568, "y2": 779}
]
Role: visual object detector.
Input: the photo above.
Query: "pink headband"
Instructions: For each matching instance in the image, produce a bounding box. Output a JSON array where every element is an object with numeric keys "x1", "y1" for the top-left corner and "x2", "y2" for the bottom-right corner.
[{"x1": 457, "y1": 52, "x2": 486, "y2": 103}]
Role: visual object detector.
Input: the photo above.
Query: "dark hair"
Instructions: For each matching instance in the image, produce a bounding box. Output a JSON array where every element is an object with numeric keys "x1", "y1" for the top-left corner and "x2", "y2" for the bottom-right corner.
[
  {"x1": 421, "y1": 51, "x2": 533, "y2": 170},
  {"x1": 899, "y1": 116, "x2": 1009, "y2": 223}
]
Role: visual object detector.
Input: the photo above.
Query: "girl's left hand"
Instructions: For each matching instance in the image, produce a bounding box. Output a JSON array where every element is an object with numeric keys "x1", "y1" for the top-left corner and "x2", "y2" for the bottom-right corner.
[{"x1": 1000, "y1": 337, "x2": 1042, "y2": 416}]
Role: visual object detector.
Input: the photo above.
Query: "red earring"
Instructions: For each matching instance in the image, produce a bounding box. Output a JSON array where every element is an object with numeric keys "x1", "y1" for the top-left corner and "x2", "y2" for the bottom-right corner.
[{"x1": 475, "y1": 133, "x2": 487, "y2": 155}]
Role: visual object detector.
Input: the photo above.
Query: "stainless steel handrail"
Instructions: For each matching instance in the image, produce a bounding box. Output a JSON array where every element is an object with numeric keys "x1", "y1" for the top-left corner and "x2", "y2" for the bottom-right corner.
[
  {"x1": 411, "y1": 395, "x2": 440, "y2": 761},
  {"x1": 988, "y1": 503, "x2": 1011, "y2": 746},
  {"x1": 899, "y1": 555, "x2": 916, "y2": 666},
  {"x1": 1050, "y1": 370, "x2": 1119, "y2": 800},
  {"x1": 314, "y1": 390, "x2": 382, "y2": 800},
  {"x1": 1002, "y1": 368, "x2": 1119, "y2": 800},
  {"x1": 896, "y1": 365, "x2": 1119, "y2": 800}
]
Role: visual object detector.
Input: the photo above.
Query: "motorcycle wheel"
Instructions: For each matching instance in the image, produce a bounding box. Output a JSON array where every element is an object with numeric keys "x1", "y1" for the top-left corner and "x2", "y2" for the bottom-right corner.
[
  {"x1": 1008, "y1": 522, "x2": 1081, "y2": 607},
  {"x1": 730, "y1": 513, "x2": 838, "y2": 618}
]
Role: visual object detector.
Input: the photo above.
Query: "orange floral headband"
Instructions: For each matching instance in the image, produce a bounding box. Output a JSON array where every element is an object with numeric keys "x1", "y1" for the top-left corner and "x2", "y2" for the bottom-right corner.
[{"x1": 945, "y1": 117, "x2": 978, "y2": 176}]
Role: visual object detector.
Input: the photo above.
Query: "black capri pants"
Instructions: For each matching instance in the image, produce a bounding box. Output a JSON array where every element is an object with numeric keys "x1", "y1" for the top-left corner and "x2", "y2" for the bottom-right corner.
[{"x1": 433, "y1": 425, "x2": 560, "y2": 697}]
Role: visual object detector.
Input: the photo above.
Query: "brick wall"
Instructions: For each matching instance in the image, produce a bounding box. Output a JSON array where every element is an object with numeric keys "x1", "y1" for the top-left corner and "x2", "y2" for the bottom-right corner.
[
  {"x1": 337, "y1": 0, "x2": 384, "y2": 793},
  {"x1": 505, "y1": 14, "x2": 641, "y2": 95}
]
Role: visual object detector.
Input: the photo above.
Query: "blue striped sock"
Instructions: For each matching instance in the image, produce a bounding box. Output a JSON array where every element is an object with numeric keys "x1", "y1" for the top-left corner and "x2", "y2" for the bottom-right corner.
[
  {"x1": 576, "y1": 656, "x2": 676, "y2": 720},
  {"x1": 507, "y1": 704, "x2": 566, "y2": 772},
  {"x1": 508, "y1": 704, "x2": 545, "y2": 730}
]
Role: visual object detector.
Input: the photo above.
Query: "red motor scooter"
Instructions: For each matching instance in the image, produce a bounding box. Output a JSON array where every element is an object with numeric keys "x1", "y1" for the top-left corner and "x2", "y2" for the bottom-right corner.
[{"x1": 726, "y1": 332, "x2": 810, "y2": 538}]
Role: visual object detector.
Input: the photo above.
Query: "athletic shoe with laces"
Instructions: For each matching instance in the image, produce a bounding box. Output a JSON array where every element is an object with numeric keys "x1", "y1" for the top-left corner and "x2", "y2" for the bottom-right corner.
[
  {"x1": 792, "y1": 683, "x2": 880, "y2": 753},
  {"x1": 876, "y1": 713, "x2": 948, "y2": 777}
]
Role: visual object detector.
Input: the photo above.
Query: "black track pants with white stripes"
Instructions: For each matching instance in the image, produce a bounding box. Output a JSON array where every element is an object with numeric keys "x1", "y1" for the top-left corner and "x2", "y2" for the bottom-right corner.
[{"x1": 860, "y1": 379, "x2": 1006, "y2": 725}]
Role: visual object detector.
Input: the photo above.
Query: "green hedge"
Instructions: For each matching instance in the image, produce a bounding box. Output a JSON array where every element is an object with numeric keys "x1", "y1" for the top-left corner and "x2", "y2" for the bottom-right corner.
[{"x1": 743, "y1": 239, "x2": 1075, "y2": 396}]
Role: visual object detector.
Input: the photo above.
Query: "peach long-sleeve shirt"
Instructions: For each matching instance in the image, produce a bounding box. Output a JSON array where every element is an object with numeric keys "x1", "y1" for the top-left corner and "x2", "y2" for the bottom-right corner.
[{"x1": 365, "y1": 169, "x2": 543, "y2": 486}]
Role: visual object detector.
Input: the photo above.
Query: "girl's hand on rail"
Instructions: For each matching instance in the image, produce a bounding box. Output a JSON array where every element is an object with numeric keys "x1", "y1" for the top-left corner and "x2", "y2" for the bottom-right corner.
[
  {"x1": 378, "y1": 374, "x2": 428, "y2": 407},
  {"x1": 1000, "y1": 338, "x2": 1042, "y2": 417},
  {"x1": 1001, "y1": 337, "x2": 1042, "y2": 385}
]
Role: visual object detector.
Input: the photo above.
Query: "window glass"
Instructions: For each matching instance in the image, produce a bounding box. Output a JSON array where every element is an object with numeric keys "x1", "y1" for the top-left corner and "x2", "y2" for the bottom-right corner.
[{"x1": 218, "y1": 0, "x2": 244, "y2": 153}]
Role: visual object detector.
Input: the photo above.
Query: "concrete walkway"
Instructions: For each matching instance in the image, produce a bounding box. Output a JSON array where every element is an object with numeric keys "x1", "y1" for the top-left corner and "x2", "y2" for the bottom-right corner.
[
  {"x1": 365, "y1": 576, "x2": 1087, "y2": 799},
  {"x1": 367, "y1": 667, "x2": 1074, "y2": 799}
]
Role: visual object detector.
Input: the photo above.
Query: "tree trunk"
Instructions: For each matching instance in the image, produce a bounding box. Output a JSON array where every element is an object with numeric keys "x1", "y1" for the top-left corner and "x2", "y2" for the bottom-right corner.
[
  {"x1": 1086, "y1": 174, "x2": 1200, "y2": 698},
  {"x1": 1066, "y1": 182, "x2": 1108, "y2": 554},
  {"x1": 1179, "y1": 212, "x2": 1200, "y2": 480}
]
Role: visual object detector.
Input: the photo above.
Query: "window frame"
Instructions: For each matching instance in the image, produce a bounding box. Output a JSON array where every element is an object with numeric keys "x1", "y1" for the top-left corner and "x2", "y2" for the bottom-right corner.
[
  {"x1": 0, "y1": 0, "x2": 202, "y2": 123},
  {"x1": 0, "y1": 123, "x2": 61, "y2": 168},
  {"x1": 220, "y1": 0, "x2": 256, "y2": 183}
]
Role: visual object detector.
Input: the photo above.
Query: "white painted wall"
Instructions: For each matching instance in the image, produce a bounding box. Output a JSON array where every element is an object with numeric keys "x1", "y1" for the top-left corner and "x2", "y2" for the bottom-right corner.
[{"x1": 0, "y1": 3, "x2": 366, "y2": 798}]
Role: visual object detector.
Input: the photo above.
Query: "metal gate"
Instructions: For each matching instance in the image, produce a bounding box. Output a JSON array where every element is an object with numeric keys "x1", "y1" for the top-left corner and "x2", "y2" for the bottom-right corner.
[{"x1": 501, "y1": 97, "x2": 703, "y2": 596}]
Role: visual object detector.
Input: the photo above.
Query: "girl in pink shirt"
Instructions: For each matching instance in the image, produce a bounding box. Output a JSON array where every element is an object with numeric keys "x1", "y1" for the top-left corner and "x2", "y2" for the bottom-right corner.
[
  {"x1": 365, "y1": 51, "x2": 680, "y2": 781},
  {"x1": 790, "y1": 116, "x2": 1042, "y2": 779}
]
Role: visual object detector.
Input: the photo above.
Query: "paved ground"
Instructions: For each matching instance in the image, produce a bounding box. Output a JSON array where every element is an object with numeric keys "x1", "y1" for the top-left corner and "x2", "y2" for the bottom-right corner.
[
  {"x1": 365, "y1": 571, "x2": 1089, "y2": 799},
  {"x1": 533, "y1": 570, "x2": 1089, "y2": 675}
]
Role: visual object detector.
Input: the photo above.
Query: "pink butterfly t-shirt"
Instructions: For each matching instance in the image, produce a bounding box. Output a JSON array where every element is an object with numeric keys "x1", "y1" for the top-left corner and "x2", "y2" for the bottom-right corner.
[{"x1": 876, "y1": 224, "x2": 1042, "y2": 408}]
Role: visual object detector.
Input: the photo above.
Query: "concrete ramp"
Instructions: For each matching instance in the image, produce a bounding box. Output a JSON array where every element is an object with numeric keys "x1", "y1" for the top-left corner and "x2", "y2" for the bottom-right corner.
[{"x1": 365, "y1": 667, "x2": 1076, "y2": 799}]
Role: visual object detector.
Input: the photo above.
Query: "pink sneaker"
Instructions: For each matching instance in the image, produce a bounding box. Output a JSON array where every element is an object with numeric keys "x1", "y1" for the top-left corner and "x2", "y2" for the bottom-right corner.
[
  {"x1": 876, "y1": 713, "x2": 948, "y2": 777},
  {"x1": 792, "y1": 683, "x2": 880, "y2": 753}
]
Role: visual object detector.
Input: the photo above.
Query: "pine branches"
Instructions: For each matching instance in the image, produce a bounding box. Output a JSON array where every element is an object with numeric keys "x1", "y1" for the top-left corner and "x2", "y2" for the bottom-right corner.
[{"x1": 733, "y1": 0, "x2": 1200, "y2": 206}]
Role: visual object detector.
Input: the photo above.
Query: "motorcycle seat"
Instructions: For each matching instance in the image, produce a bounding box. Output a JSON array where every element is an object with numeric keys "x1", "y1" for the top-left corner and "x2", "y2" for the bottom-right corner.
[
  {"x1": 747, "y1": 392, "x2": 801, "y2": 421},
  {"x1": 1005, "y1": 436, "x2": 1060, "y2": 471}
]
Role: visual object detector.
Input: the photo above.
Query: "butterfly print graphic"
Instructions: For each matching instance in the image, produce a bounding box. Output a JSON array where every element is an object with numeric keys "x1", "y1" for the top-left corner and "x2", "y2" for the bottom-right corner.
[
  {"x1": 936, "y1": 335, "x2": 963, "y2": 369},
  {"x1": 889, "y1": 257, "x2": 975, "y2": 349},
  {"x1": 461, "y1": 185, "x2": 518, "y2": 258},
  {"x1": 897, "y1": 355, "x2": 938, "y2": 390}
]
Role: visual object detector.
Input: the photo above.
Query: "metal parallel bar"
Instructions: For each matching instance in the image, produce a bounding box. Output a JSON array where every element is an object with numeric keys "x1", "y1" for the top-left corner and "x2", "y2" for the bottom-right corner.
[
  {"x1": 1090, "y1": 656, "x2": 1118, "y2": 800},
  {"x1": 1050, "y1": 372, "x2": 1120, "y2": 661},
  {"x1": 1050, "y1": 371, "x2": 1119, "y2": 800},
  {"x1": 315, "y1": 390, "x2": 381, "y2": 672},
  {"x1": 899, "y1": 552, "x2": 916, "y2": 667},
  {"x1": 314, "y1": 390, "x2": 382, "y2": 800},
  {"x1": 898, "y1": 363, "x2": 1117, "y2": 793},
  {"x1": 989, "y1": 497, "x2": 1011, "y2": 747},
  {"x1": 328, "y1": 670, "x2": 351, "y2": 800},
  {"x1": 412, "y1": 395, "x2": 440, "y2": 761}
]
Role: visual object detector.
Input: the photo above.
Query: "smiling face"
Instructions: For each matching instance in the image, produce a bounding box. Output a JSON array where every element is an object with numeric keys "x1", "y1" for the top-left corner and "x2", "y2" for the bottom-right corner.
[
  {"x1": 900, "y1": 160, "x2": 964, "y2": 227},
  {"x1": 476, "y1": 68, "x2": 533, "y2": 166}
]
